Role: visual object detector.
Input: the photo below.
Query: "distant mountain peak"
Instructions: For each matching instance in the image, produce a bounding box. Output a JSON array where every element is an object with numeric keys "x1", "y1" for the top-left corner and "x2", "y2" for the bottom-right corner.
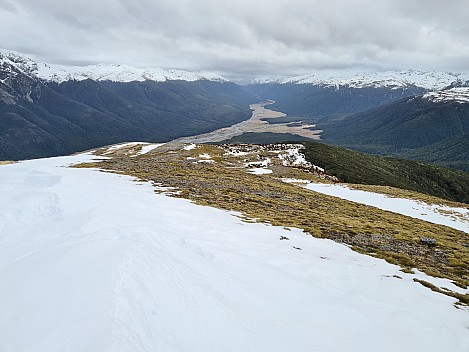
[
  {"x1": 0, "y1": 49, "x2": 228, "y2": 83},
  {"x1": 423, "y1": 87, "x2": 469, "y2": 104},
  {"x1": 0, "y1": 49, "x2": 38, "y2": 77},
  {"x1": 251, "y1": 69, "x2": 469, "y2": 91}
]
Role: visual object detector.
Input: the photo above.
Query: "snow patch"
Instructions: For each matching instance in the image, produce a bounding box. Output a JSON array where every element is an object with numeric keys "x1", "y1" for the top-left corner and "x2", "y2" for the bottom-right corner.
[
  {"x1": 194, "y1": 153, "x2": 215, "y2": 163},
  {"x1": 277, "y1": 145, "x2": 323, "y2": 170},
  {"x1": 281, "y1": 178, "x2": 310, "y2": 185},
  {"x1": 248, "y1": 168, "x2": 273, "y2": 175},
  {"x1": 183, "y1": 143, "x2": 197, "y2": 151},
  {"x1": 137, "y1": 143, "x2": 164, "y2": 155},
  {"x1": 423, "y1": 87, "x2": 469, "y2": 104},
  {"x1": 103, "y1": 142, "x2": 142, "y2": 153}
]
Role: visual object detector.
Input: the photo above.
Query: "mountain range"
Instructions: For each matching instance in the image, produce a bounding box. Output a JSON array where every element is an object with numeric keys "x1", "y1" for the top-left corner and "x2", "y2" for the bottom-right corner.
[
  {"x1": 0, "y1": 49, "x2": 252, "y2": 160},
  {"x1": 252, "y1": 70, "x2": 469, "y2": 89},
  {"x1": 1, "y1": 48, "x2": 469, "y2": 173},
  {"x1": 1, "y1": 49, "x2": 469, "y2": 351},
  {"x1": 248, "y1": 69, "x2": 469, "y2": 116},
  {"x1": 248, "y1": 72, "x2": 469, "y2": 172},
  {"x1": 313, "y1": 88, "x2": 469, "y2": 171}
]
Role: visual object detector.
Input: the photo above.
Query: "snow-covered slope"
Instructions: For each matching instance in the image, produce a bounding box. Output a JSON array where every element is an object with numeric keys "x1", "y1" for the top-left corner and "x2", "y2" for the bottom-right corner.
[
  {"x1": 253, "y1": 70, "x2": 469, "y2": 90},
  {"x1": 0, "y1": 49, "x2": 226, "y2": 83},
  {"x1": 423, "y1": 87, "x2": 469, "y2": 104},
  {"x1": 0, "y1": 49, "x2": 38, "y2": 80},
  {"x1": 35, "y1": 62, "x2": 226, "y2": 83},
  {"x1": 0, "y1": 153, "x2": 468, "y2": 352}
]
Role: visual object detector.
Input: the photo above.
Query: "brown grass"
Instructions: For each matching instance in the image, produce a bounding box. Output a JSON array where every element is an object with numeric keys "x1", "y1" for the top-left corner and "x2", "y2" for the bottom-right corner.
[{"x1": 74, "y1": 143, "x2": 469, "y2": 302}]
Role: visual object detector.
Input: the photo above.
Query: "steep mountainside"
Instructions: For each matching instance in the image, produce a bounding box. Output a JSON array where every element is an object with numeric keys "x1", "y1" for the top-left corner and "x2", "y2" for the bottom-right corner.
[
  {"x1": 319, "y1": 89, "x2": 469, "y2": 171},
  {"x1": 0, "y1": 50, "x2": 254, "y2": 160},
  {"x1": 246, "y1": 83, "x2": 423, "y2": 117},
  {"x1": 403, "y1": 133, "x2": 469, "y2": 172},
  {"x1": 300, "y1": 141, "x2": 469, "y2": 203}
]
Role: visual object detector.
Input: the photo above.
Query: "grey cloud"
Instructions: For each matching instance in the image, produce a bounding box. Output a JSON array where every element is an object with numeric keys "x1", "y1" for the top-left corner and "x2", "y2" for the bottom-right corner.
[
  {"x1": 1, "y1": 0, "x2": 468, "y2": 81},
  {"x1": 0, "y1": 0, "x2": 15, "y2": 12}
]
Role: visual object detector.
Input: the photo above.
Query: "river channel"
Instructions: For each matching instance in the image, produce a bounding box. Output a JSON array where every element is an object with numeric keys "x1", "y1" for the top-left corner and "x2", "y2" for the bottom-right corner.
[{"x1": 172, "y1": 101, "x2": 321, "y2": 144}]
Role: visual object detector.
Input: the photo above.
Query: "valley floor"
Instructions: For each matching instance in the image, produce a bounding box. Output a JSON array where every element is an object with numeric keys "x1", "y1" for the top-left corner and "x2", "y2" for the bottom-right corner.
[
  {"x1": 174, "y1": 100, "x2": 321, "y2": 144},
  {"x1": 0, "y1": 151, "x2": 468, "y2": 351}
]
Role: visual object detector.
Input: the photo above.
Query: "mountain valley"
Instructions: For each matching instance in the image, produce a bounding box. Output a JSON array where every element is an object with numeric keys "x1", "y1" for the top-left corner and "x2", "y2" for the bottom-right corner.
[
  {"x1": 248, "y1": 72, "x2": 469, "y2": 172},
  {"x1": 1, "y1": 48, "x2": 469, "y2": 351},
  {"x1": 3, "y1": 49, "x2": 469, "y2": 173},
  {"x1": 0, "y1": 50, "x2": 252, "y2": 160}
]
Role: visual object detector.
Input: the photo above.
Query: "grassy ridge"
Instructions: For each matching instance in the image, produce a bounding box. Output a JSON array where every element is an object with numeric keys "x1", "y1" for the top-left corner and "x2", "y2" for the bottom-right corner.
[
  {"x1": 75, "y1": 143, "x2": 469, "y2": 296},
  {"x1": 301, "y1": 141, "x2": 469, "y2": 204}
]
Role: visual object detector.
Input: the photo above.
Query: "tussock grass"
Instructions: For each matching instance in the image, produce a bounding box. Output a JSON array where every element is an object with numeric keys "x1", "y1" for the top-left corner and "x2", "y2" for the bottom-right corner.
[{"x1": 75, "y1": 143, "x2": 469, "y2": 303}]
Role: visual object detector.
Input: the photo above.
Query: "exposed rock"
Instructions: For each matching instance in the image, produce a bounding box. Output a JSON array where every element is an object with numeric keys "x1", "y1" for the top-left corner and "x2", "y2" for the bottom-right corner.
[{"x1": 420, "y1": 237, "x2": 437, "y2": 246}]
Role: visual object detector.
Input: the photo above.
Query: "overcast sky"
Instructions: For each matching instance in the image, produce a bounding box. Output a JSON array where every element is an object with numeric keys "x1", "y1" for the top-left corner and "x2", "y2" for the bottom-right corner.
[{"x1": 1, "y1": 0, "x2": 468, "y2": 81}]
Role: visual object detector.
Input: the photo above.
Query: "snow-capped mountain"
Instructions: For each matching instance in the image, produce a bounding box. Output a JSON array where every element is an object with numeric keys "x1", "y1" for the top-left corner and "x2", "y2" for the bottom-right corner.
[
  {"x1": 0, "y1": 49, "x2": 226, "y2": 83},
  {"x1": 423, "y1": 87, "x2": 469, "y2": 104},
  {"x1": 36, "y1": 62, "x2": 227, "y2": 83},
  {"x1": 0, "y1": 49, "x2": 252, "y2": 161},
  {"x1": 247, "y1": 69, "x2": 469, "y2": 121},
  {"x1": 0, "y1": 49, "x2": 38, "y2": 80},
  {"x1": 252, "y1": 70, "x2": 469, "y2": 90}
]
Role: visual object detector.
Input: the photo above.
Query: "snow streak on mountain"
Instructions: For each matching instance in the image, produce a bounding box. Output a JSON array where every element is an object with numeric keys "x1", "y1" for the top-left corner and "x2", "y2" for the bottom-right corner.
[{"x1": 423, "y1": 87, "x2": 469, "y2": 104}]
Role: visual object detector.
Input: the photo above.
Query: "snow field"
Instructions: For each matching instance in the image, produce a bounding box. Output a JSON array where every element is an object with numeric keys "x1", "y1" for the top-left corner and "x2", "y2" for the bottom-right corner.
[{"x1": 0, "y1": 154, "x2": 468, "y2": 352}]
